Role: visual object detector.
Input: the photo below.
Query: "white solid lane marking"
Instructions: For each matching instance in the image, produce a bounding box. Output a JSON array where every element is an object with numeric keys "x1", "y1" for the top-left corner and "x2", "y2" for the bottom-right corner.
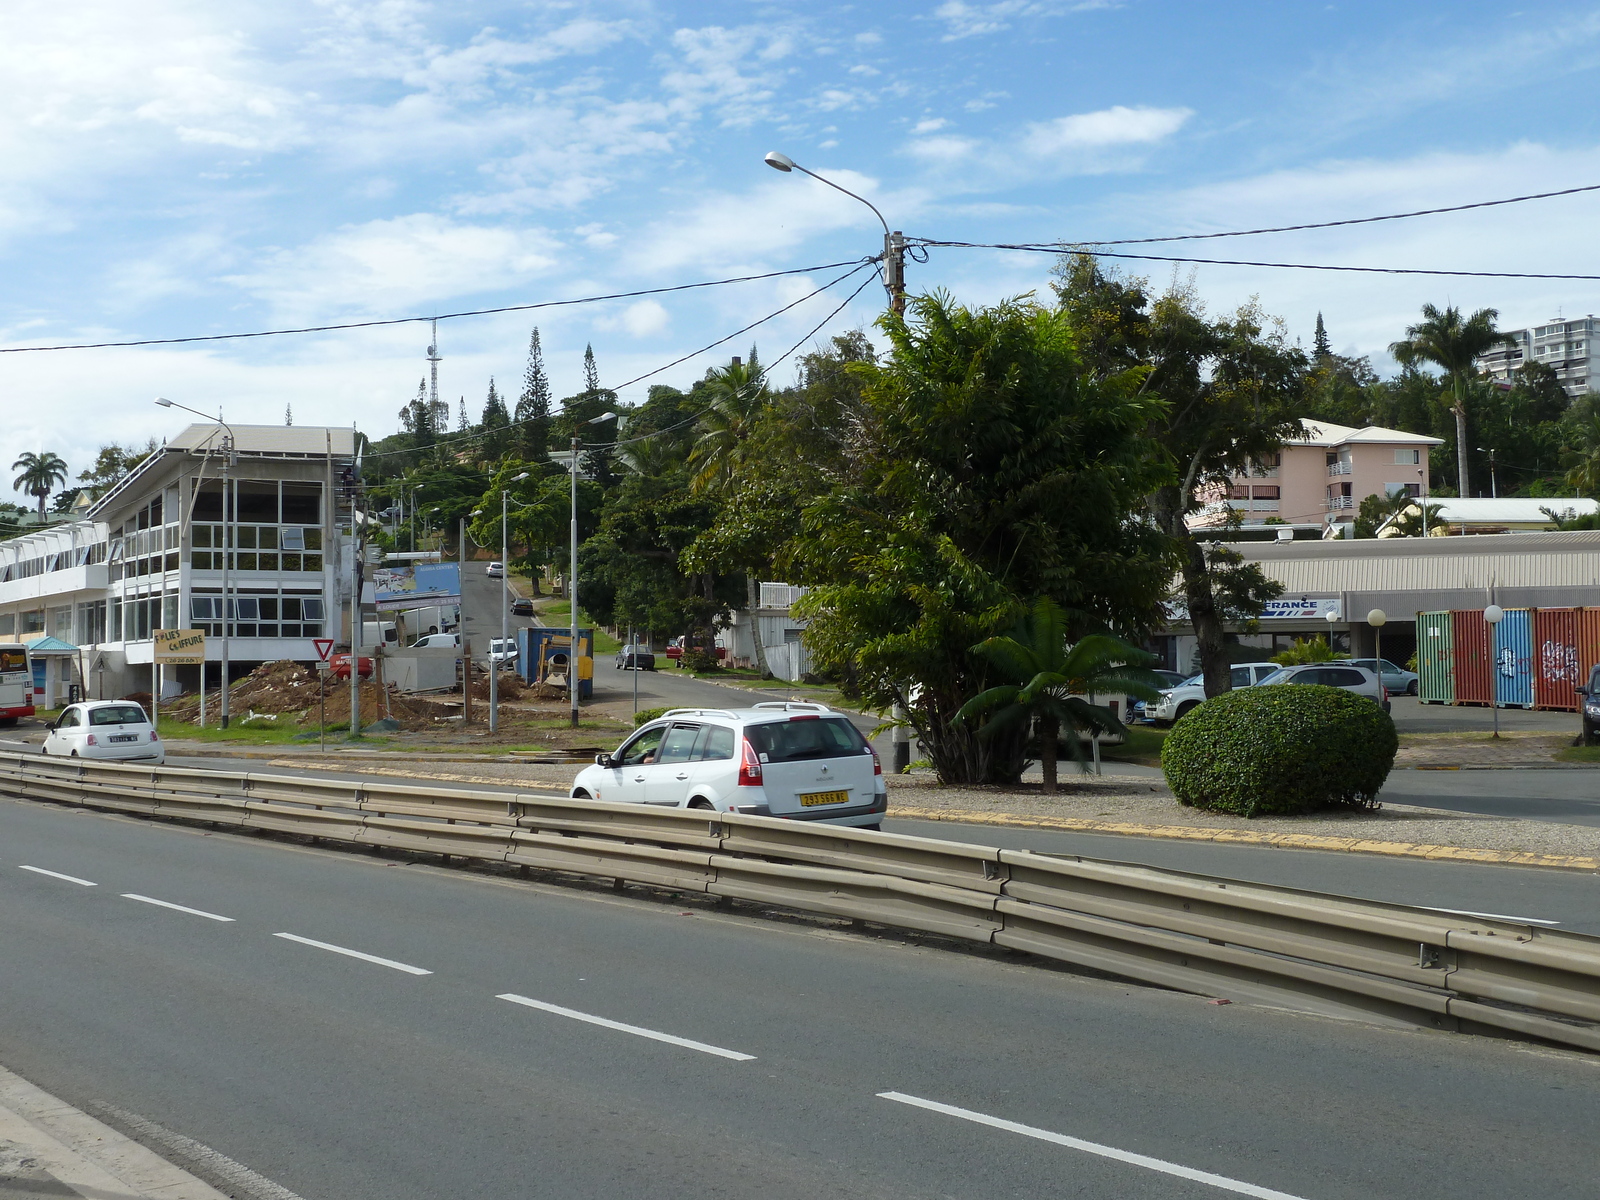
[
  {"x1": 1424, "y1": 905, "x2": 1560, "y2": 927},
  {"x1": 18, "y1": 865, "x2": 95, "y2": 886},
  {"x1": 496, "y1": 993, "x2": 756, "y2": 1061},
  {"x1": 878, "y1": 1092, "x2": 1311, "y2": 1200},
  {"x1": 93, "y1": 1103, "x2": 308, "y2": 1200},
  {"x1": 122, "y1": 893, "x2": 235, "y2": 922},
  {"x1": 272, "y1": 932, "x2": 432, "y2": 975}
]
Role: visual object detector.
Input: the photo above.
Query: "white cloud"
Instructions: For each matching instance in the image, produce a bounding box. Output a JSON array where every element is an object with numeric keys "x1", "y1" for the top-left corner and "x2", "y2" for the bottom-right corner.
[
  {"x1": 933, "y1": 1, "x2": 1116, "y2": 41},
  {"x1": 596, "y1": 299, "x2": 670, "y2": 338},
  {"x1": 224, "y1": 213, "x2": 560, "y2": 316},
  {"x1": 913, "y1": 117, "x2": 949, "y2": 134},
  {"x1": 659, "y1": 24, "x2": 798, "y2": 128},
  {"x1": 1021, "y1": 105, "x2": 1193, "y2": 153}
]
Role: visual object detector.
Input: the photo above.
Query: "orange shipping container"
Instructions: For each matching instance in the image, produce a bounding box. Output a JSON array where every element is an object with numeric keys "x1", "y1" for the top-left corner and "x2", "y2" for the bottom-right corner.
[
  {"x1": 1533, "y1": 608, "x2": 1581, "y2": 711},
  {"x1": 1451, "y1": 609, "x2": 1492, "y2": 706}
]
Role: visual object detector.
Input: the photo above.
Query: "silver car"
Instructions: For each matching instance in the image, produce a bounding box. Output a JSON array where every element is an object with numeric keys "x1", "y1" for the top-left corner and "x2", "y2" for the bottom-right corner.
[
  {"x1": 1348, "y1": 657, "x2": 1418, "y2": 696},
  {"x1": 42, "y1": 701, "x2": 165, "y2": 764},
  {"x1": 1258, "y1": 662, "x2": 1390, "y2": 713},
  {"x1": 571, "y1": 702, "x2": 886, "y2": 829}
]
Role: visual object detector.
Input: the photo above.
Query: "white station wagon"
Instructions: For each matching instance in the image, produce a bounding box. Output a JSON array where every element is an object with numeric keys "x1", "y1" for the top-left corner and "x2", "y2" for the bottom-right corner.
[
  {"x1": 42, "y1": 701, "x2": 165, "y2": 764},
  {"x1": 571, "y1": 702, "x2": 887, "y2": 829}
]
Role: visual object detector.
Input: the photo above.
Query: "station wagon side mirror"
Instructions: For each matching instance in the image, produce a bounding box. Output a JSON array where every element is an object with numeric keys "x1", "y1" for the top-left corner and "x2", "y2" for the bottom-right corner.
[{"x1": 595, "y1": 752, "x2": 613, "y2": 768}]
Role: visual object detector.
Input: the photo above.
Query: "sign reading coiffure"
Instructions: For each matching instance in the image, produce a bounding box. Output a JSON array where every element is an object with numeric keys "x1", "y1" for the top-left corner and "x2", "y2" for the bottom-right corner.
[{"x1": 153, "y1": 628, "x2": 207, "y2": 663}]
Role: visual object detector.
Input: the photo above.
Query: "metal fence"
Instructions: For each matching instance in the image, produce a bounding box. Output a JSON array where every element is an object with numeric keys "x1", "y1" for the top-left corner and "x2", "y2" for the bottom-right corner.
[{"x1": 2, "y1": 751, "x2": 1597, "y2": 1055}]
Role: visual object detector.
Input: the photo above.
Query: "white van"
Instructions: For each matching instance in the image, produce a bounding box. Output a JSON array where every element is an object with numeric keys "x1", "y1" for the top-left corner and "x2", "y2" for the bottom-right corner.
[{"x1": 410, "y1": 632, "x2": 461, "y2": 650}]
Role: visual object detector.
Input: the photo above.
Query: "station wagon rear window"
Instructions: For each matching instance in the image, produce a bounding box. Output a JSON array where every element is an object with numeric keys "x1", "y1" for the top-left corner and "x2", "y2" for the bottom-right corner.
[{"x1": 745, "y1": 717, "x2": 868, "y2": 763}]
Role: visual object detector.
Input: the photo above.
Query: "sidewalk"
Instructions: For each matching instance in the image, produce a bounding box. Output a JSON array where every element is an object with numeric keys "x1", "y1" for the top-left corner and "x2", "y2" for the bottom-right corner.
[{"x1": 0, "y1": 1064, "x2": 229, "y2": 1199}]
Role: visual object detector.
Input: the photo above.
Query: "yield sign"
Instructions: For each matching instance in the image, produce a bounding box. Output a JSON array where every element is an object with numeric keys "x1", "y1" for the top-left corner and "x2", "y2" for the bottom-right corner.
[{"x1": 313, "y1": 638, "x2": 336, "y2": 662}]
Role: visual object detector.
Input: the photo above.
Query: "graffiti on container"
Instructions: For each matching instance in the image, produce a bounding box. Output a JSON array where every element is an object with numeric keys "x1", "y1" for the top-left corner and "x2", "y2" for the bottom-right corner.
[
  {"x1": 1497, "y1": 647, "x2": 1516, "y2": 678},
  {"x1": 1540, "y1": 639, "x2": 1580, "y2": 683}
]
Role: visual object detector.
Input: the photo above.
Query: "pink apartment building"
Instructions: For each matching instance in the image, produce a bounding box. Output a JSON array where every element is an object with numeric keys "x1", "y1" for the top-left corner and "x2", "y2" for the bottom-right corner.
[{"x1": 1193, "y1": 420, "x2": 1443, "y2": 537}]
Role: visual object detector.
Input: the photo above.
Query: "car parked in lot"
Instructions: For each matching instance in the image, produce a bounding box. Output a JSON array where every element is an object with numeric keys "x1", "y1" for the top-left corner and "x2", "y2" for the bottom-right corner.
[
  {"x1": 1145, "y1": 662, "x2": 1281, "y2": 723},
  {"x1": 329, "y1": 653, "x2": 374, "y2": 679},
  {"x1": 1348, "y1": 657, "x2": 1418, "y2": 696},
  {"x1": 616, "y1": 644, "x2": 655, "y2": 670},
  {"x1": 1579, "y1": 665, "x2": 1600, "y2": 745},
  {"x1": 486, "y1": 561, "x2": 504, "y2": 578},
  {"x1": 570, "y1": 702, "x2": 886, "y2": 829},
  {"x1": 1130, "y1": 669, "x2": 1191, "y2": 722},
  {"x1": 1258, "y1": 662, "x2": 1389, "y2": 713},
  {"x1": 510, "y1": 598, "x2": 535, "y2": 617},
  {"x1": 42, "y1": 701, "x2": 163, "y2": 764}
]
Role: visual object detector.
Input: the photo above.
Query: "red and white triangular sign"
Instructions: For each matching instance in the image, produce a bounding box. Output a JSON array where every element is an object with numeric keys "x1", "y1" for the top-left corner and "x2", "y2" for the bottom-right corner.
[{"x1": 314, "y1": 639, "x2": 336, "y2": 662}]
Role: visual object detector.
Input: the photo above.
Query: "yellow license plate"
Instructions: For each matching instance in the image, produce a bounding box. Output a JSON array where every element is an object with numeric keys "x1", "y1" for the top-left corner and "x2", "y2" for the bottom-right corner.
[{"x1": 800, "y1": 790, "x2": 850, "y2": 807}]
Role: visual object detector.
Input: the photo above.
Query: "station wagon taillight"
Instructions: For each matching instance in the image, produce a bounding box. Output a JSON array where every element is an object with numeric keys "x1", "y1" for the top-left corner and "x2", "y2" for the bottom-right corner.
[{"x1": 737, "y1": 738, "x2": 763, "y2": 786}]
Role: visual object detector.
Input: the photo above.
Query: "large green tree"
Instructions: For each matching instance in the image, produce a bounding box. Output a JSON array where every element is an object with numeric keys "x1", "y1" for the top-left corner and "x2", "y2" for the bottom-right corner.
[
  {"x1": 1390, "y1": 304, "x2": 1513, "y2": 499},
  {"x1": 514, "y1": 328, "x2": 553, "y2": 462},
  {"x1": 771, "y1": 292, "x2": 1173, "y2": 784},
  {"x1": 1055, "y1": 255, "x2": 1300, "y2": 699}
]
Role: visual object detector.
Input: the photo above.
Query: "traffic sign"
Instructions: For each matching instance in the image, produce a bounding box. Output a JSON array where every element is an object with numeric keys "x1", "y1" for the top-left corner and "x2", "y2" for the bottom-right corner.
[{"x1": 313, "y1": 638, "x2": 335, "y2": 662}]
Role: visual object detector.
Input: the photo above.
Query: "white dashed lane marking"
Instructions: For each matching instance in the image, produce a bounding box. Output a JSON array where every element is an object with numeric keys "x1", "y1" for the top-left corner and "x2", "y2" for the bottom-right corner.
[
  {"x1": 18, "y1": 865, "x2": 96, "y2": 886},
  {"x1": 123, "y1": 893, "x2": 235, "y2": 922},
  {"x1": 272, "y1": 932, "x2": 433, "y2": 975}
]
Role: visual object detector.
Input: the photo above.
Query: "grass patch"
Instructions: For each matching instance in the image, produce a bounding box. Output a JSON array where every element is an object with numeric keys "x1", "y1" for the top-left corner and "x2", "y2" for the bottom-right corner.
[
  {"x1": 533, "y1": 601, "x2": 622, "y2": 654},
  {"x1": 1556, "y1": 744, "x2": 1600, "y2": 763},
  {"x1": 156, "y1": 717, "x2": 336, "y2": 745}
]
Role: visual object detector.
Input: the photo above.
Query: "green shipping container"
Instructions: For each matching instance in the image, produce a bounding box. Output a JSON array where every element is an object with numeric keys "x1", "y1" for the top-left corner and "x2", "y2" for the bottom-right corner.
[{"x1": 1417, "y1": 610, "x2": 1454, "y2": 704}]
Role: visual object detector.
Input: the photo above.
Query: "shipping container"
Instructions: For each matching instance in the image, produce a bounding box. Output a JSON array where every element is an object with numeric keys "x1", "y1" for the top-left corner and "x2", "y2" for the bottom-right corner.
[
  {"x1": 1493, "y1": 607, "x2": 1535, "y2": 708},
  {"x1": 1451, "y1": 609, "x2": 1491, "y2": 706},
  {"x1": 1533, "y1": 608, "x2": 1582, "y2": 711},
  {"x1": 1579, "y1": 608, "x2": 1600, "y2": 687},
  {"x1": 1416, "y1": 611, "x2": 1454, "y2": 704}
]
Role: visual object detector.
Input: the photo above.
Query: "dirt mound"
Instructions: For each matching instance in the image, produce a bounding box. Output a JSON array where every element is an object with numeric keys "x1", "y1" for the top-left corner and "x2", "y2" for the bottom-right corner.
[
  {"x1": 311, "y1": 679, "x2": 431, "y2": 730},
  {"x1": 467, "y1": 671, "x2": 524, "y2": 702},
  {"x1": 163, "y1": 660, "x2": 322, "y2": 724}
]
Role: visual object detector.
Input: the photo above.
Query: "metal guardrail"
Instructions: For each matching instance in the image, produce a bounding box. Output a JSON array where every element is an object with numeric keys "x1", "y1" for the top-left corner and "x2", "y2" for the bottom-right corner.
[{"x1": 2, "y1": 751, "x2": 1597, "y2": 1054}]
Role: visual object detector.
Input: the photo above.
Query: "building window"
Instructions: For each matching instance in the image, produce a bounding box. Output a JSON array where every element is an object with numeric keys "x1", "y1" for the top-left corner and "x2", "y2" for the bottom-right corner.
[{"x1": 1394, "y1": 448, "x2": 1421, "y2": 465}]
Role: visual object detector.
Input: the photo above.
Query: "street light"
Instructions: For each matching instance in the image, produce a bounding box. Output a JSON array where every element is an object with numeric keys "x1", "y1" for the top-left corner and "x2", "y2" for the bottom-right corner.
[
  {"x1": 489, "y1": 473, "x2": 530, "y2": 734},
  {"x1": 1475, "y1": 447, "x2": 1498, "y2": 499},
  {"x1": 764, "y1": 151, "x2": 905, "y2": 314},
  {"x1": 155, "y1": 398, "x2": 236, "y2": 727},
  {"x1": 570, "y1": 413, "x2": 617, "y2": 728},
  {"x1": 1484, "y1": 604, "x2": 1505, "y2": 739},
  {"x1": 1366, "y1": 609, "x2": 1388, "y2": 688},
  {"x1": 1324, "y1": 605, "x2": 1340, "y2": 653}
]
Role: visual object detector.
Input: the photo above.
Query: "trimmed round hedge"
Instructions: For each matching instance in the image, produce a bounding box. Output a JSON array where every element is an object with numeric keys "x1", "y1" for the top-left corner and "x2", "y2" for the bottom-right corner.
[{"x1": 1160, "y1": 685, "x2": 1397, "y2": 817}]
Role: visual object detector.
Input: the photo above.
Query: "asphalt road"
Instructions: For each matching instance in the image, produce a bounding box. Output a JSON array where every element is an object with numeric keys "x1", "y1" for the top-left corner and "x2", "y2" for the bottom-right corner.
[{"x1": 2, "y1": 794, "x2": 1597, "y2": 1200}]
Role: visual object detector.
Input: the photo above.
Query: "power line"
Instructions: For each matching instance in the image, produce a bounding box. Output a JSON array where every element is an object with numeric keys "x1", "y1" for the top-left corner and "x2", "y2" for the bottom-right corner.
[
  {"x1": 912, "y1": 239, "x2": 1600, "y2": 280},
  {"x1": 364, "y1": 259, "x2": 881, "y2": 462},
  {"x1": 0, "y1": 259, "x2": 872, "y2": 355},
  {"x1": 1068, "y1": 181, "x2": 1600, "y2": 246}
]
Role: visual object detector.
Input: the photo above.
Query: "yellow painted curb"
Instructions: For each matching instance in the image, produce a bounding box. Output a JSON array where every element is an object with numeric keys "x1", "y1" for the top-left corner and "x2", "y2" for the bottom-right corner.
[{"x1": 890, "y1": 807, "x2": 1600, "y2": 872}]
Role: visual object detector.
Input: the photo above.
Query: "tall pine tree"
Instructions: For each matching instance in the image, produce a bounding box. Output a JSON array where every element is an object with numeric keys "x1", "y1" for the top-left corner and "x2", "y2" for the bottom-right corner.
[
  {"x1": 480, "y1": 377, "x2": 511, "y2": 462},
  {"x1": 582, "y1": 343, "x2": 601, "y2": 395},
  {"x1": 1313, "y1": 312, "x2": 1332, "y2": 360},
  {"x1": 515, "y1": 328, "x2": 552, "y2": 461},
  {"x1": 458, "y1": 396, "x2": 470, "y2": 433}
]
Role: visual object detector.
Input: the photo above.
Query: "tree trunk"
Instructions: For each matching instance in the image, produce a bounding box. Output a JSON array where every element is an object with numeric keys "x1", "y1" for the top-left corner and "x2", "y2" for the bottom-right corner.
[
  {"x1": 1453, "y1": 376, "x2": 1471, "y2": 500},
  {"x1": 746, "y1": 575, "x2": 773, "y2": 679},
  {"x1": 1153, "y1": 486, "x2": 1232, "y2": 699},
  {"x1": 1038, "y1": 712, "x2": 1059, "y2": 795}
]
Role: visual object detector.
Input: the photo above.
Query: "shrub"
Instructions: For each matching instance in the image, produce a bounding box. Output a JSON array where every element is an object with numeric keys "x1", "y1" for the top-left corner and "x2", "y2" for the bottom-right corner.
[
  {"x1": 1160, "y1": 685, "x2": 1397, "y2": 816},
  {"x1": 1270, "y1": 637, "x2": 1348, "y2": 666},
  {"x1": 681, "y1": 648, "x2": 721, "y2": 673},
  {"x1": 633, "y1": 706, "x2": 670, "y2": 728}
]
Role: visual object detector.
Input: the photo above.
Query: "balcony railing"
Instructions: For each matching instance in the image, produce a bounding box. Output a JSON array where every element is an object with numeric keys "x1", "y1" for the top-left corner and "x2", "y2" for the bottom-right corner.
[
  {"x1": 1325, "y1": 495, "x2": 1354, "y2": 510},
  {"x1": 1327, "y1": 460, "x2": 1352, "y2": 477}
]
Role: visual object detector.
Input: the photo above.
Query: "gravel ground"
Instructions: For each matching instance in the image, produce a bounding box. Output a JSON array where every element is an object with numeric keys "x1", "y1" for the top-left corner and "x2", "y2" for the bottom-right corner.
[{"x1": 290, "y1": 759, "x2": 1600, "y2": 860}]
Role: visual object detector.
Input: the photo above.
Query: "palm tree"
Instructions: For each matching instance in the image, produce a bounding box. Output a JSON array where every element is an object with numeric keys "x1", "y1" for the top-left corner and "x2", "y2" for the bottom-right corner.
[
  {"x1": 955, "y1": 597, "x2": 1166, "y2": 794},
  {"x1": 1389, "y1": 304, "x2": 1513, "y2": 499},
  {"x1": 11, "y1": 451, "x2": 69, "y2": 521},
  {"x1": 1562, "y1": 402, "x2": 1600, "y2": 497},
  {"x1": 686, "y1": 353, "x2": 769, "y2": 496}
]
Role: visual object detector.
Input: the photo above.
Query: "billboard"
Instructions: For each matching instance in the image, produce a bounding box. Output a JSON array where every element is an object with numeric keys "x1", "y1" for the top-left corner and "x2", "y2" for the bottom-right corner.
[
  {"x1": 153, "y1": 629, "x2": 206, "y2": 663},
  {"x1": 373, "y1": 561, "x2": 462, "y2": 611}
]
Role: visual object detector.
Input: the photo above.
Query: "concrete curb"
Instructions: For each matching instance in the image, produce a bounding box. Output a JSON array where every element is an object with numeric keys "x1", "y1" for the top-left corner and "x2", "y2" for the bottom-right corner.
[
  {"x1": 890, "y1": 807, "x2": 1600, "y2": 873},
  {"x1": 0, "y1": 1063, "x2": 231, "y2": 1199}
]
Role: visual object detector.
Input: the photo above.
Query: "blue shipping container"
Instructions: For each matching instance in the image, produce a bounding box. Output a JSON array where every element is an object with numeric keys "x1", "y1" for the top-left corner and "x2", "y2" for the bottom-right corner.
[
  {"x1": 1493, "y1": 607, "x2": 1535, "y2": 708},
  {"x1": 516, "y1": 627, "x2": 594, "y2": 699}
]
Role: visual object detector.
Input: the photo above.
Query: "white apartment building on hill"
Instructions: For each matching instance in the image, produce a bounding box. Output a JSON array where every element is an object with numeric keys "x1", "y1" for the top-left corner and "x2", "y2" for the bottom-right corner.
[
  {"x1": 1477, "y1": 315, "x2": 1600, "y2": 399},
  {"x1": 0, "y1": 423, "x2": 358, "y2": 703}
]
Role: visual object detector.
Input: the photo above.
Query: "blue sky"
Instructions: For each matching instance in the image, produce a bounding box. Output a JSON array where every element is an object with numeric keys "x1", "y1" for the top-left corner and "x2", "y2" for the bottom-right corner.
[{"x1": 6, "y1": 0, "x2": 1600, "y2": 489}]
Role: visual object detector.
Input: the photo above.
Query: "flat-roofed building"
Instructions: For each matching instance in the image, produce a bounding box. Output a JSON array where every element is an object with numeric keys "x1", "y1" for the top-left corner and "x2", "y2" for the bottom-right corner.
[{"x1": 1477, "y1": 315, "x2": 1600, "y2": 399}]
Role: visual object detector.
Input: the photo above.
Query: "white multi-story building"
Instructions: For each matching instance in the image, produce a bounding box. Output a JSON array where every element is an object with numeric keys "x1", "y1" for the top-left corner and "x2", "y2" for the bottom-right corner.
[
  {"x1": 1477, "y1": 315, "x2": 1600, "y2": 398},
  {"x1": 0, "y1": 423, "x2": 358, "y2": 703}
]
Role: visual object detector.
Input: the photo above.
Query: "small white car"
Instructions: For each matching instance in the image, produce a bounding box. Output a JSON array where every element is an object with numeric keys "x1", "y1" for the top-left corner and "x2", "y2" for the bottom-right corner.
[
  {"x1": 42, "y1": 701, "x2": 164, "y2": 764},
  {"x1": 1147, "y1": 662, "x2": 1281, "y2": 723},
  {"x1": 571, "y1": 702, "x2": 886, "y2": 829},
  {"x1": 486, "y1": 561, "x2": 504, "y2": 578},
  {"x1": 487, "y1": 637, "x2": 518, "y2": 669},
  {"x1": 1258, "y1": 662, "x2": 1390, "y2": 713}
]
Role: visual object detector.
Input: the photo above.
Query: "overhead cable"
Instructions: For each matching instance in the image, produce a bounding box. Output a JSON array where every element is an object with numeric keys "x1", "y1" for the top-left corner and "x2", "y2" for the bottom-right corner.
[
  {"x1": 0, "y1": 259, "x2": 873, "y2": 355},
  {"x1": 912, "y1": 240, "x2": 1600, "y2": 280}
]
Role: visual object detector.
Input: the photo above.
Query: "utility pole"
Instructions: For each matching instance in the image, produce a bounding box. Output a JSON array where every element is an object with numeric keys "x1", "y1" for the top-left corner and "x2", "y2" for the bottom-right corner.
[
  {"x1": 459, "y1": 515, "x2": 472, "y2": 726},
  {"x1": 884, "y1": 230, "x2": 906, "y2": 315}
]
